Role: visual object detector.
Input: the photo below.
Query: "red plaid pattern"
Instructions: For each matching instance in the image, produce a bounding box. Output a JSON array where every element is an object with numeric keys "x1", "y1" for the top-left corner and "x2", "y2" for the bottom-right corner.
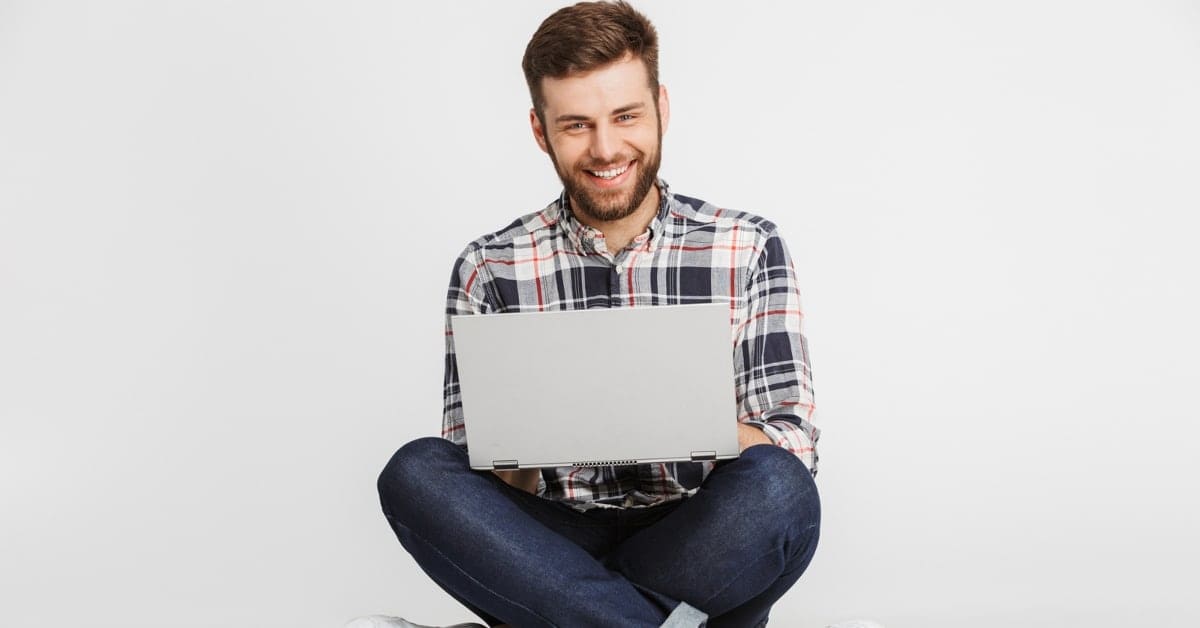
[{"x1": 442, "y1": 182, "x2": 818, "y2": 509}]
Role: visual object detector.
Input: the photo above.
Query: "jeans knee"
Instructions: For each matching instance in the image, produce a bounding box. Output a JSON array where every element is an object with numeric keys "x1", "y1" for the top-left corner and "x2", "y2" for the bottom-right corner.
[
  {"x1": 739, "y1": 445, "x2": 821, "y2": 531},
  {"x1": 377, "y1": 437, "x2": 459, "y2": 516}
]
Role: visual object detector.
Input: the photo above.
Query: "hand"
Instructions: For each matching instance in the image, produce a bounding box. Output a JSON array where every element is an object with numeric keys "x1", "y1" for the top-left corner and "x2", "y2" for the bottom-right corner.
[
  {"x1": 737, "y1": 422, "x2": 773, "y2": 453},
  {"x1": 493, "y1": 468, "x2": 540, "y2": 494}
]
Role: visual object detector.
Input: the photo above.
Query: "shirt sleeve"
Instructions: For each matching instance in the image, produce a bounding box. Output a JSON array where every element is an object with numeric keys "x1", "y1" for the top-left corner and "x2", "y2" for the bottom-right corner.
[
  {"x1": 735, "y1": 227, "x2": 820, "y2": 473},
  {"x1": 442, "y1": 244, "x2": 493, "y2": 447}
]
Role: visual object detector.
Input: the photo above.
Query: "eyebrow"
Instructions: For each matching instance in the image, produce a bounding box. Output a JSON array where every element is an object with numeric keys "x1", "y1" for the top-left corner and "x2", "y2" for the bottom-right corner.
[{"x1": 554, "y1": 102, "x2": 646, "y2": 124}]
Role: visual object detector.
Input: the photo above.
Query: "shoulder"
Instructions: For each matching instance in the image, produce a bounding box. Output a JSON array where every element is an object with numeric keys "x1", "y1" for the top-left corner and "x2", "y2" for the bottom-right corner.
[
  {"x1": 665, "y1": 191, "x2": 782, "y2": 241},
  {"x1": 454, "y1": 200, "x2": 563, "y2": 261}
]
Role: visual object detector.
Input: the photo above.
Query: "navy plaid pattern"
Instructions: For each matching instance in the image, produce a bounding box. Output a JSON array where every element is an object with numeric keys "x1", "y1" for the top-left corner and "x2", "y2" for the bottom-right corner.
[{"x1": 442, "y1": 181, "x2": 818, "y2": 508}]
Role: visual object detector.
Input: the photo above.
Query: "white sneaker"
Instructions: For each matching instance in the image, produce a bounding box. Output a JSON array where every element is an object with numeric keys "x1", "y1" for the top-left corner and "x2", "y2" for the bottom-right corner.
[
  {"x1": 827, "y1": 621, "x2": 886, "y2": 628},
  {"x1": 344, "y1": 616, "x2": 486, "y2": 628}
]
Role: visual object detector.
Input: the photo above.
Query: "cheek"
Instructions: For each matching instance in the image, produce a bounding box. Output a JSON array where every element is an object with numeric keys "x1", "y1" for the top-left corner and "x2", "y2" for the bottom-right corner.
[
  {"x1": 551, "y1": 139, "x2": 588, "y2": 166},
  {"x1": 633, "y1": 138, "x2": 658, "y2": 158},
  {"x1": 630, "y1": 126, "x2": 660, "y2": 150}
]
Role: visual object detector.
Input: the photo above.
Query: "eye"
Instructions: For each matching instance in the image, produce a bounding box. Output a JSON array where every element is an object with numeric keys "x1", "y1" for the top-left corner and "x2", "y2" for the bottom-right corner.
[{"x1": 616, "y1": 114, "x2": 636, "y2": 122}]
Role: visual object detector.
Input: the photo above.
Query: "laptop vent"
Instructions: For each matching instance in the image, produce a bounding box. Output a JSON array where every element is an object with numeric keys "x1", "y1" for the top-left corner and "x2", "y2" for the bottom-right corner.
[{"x1": 571, "y1": 459, "x2": 638, "y2": 467}]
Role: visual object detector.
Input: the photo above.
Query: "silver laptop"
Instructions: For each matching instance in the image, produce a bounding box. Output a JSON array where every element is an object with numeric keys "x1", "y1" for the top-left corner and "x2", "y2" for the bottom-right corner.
[{"x1": 451, "y1": 303, "x2": 740, "y2": 470}]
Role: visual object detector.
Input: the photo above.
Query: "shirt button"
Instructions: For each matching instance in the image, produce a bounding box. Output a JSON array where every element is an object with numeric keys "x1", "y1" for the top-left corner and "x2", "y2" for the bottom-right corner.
[{"x1": 615, "y1": 264, "x2": 624, "y2": 273}]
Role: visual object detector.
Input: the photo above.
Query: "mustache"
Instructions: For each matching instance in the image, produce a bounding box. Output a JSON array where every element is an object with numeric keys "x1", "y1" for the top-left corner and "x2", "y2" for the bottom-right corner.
[{"x1": 579, "y1": 156, "x2": 635, "y2": 170}]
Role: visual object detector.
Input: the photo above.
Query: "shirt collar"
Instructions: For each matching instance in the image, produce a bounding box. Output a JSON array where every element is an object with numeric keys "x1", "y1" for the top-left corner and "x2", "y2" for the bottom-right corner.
[{"x1": 555, "y1": 179, "x2": 672, "y2": 255}]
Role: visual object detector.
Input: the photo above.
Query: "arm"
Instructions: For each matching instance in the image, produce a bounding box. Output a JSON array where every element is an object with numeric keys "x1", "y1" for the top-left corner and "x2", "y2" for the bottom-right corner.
[
  {"x1": 442, "y1": 245, "x2": 542, "y2": 494},
  {"x1": 442, "y1": 246, "x2": 487, "y2": 447},
  {"x1": 734, "y1": 227, "x2": 820, "y2": 472}
]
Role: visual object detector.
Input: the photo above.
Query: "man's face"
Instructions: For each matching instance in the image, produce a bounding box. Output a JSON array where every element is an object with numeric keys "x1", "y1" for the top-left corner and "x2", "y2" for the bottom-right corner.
[{"x1": 531, "y1": 54, "x2": 670, "y2": 224}]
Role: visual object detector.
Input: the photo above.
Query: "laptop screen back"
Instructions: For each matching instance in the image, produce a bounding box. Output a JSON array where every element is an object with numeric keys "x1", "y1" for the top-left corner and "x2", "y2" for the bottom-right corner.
[{"x1": 451, "y1": 303, "x2": 740, "y2": 470}]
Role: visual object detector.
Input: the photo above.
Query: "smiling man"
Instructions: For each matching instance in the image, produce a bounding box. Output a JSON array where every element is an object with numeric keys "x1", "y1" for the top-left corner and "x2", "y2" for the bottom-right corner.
[
  {"x1": 363, "y1": 3, "x2": 820, "y2": 627},
  {"x1": 531, "y1": 52, "x2": 665, "y2": 251}
]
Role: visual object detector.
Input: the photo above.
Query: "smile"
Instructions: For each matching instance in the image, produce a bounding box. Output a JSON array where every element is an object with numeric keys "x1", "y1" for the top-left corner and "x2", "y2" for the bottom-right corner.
[{"x1": 586, "y1": 163, "x2": 631, "y2": 180}]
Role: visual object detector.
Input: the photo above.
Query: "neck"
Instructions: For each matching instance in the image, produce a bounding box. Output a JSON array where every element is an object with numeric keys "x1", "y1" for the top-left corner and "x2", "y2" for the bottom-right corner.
[{"x1": 572, "y1": 183, "x2": 661, "y2": 252}]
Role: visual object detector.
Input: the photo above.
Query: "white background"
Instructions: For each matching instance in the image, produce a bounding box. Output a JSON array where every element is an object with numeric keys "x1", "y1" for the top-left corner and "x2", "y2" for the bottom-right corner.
[{"x1": 2, "y1": 1, "x2": 1199, "y2": 627}]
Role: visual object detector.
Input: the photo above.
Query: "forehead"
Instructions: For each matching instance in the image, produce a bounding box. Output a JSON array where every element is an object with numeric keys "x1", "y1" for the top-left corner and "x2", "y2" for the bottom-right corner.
[{"x1": 540, "y1": 55, "x2": 654, "y2": 118}]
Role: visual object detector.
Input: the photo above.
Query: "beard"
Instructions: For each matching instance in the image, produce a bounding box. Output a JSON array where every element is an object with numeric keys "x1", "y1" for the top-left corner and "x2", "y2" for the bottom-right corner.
[{"x1": 548, "y1": 126, "x2": 662, "y2": 224}]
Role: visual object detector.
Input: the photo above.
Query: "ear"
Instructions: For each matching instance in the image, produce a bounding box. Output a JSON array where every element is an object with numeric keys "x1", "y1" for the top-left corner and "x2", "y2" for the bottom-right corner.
[
  {"x1": 530, "y1": 108, "x2": 549, "y2": 154},
  {"x1": 656, "y1": 84, "x2": 670, "y2": 135}
]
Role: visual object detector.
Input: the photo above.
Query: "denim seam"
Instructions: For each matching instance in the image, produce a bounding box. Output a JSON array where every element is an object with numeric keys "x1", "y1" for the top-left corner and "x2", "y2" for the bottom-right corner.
[
  {"x1": 695, "y1": 514, "x2": 817, "y2": 613},
  {"x1": 693, "y1": 545, "x2": 787, "y2": 612},
  {"x1": 385, "y1": 514, "x2": 557, "y2": 628}
]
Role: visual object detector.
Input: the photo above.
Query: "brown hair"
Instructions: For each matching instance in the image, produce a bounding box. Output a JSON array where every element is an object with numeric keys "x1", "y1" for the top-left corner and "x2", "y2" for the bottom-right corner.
[{"x1": 522, "y1": 1, "x2": 660, "y2": 121}]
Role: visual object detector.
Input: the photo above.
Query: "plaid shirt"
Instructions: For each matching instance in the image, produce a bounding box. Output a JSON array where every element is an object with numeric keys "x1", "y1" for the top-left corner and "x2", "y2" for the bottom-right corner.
[{"x1": 442, "y1": 181, "x2": 818, "y2": 509}]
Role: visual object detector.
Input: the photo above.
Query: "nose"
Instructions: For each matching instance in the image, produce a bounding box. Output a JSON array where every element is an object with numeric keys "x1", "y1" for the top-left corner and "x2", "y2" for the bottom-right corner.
[{"x1": 589, "y1": 122, "x2": 620, "y2": 163}]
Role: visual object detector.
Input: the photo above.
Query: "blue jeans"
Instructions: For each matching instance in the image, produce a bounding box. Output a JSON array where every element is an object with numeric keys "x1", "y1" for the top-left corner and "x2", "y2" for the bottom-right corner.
[{"x1": 377, "y1": 437, "x2": 820, "y2": 628}]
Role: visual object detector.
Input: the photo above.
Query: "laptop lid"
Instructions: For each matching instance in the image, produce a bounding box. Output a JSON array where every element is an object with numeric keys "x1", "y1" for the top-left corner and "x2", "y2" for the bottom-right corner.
[{"x1": 451, "y1": 303, "x2": 740, "y2": 470}]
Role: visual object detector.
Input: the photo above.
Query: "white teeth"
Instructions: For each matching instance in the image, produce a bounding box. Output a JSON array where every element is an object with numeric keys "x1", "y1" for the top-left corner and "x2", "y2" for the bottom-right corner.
[{"x1": 589, "y1": 164, "x2": 629, "y2": 179}]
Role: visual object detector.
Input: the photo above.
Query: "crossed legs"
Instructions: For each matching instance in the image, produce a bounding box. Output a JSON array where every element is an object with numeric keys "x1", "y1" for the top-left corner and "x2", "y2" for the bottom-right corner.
[{"x1": 377, "y1": 437, "x2": 819, "y2": 628}]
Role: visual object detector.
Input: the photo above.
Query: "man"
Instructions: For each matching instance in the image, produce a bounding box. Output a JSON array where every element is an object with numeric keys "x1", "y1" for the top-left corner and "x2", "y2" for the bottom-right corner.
[{"x1": 363, "y1": 2, "x2": 820, "y2": 627}]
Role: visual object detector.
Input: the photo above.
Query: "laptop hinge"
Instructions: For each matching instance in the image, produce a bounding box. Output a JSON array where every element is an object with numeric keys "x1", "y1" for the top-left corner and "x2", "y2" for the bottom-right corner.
[
  {"x1": 493, "y1": 460, "x2": 519, "y2": 470},
  {"x1": 690, "y1": 451, "x2": 717, "y2": 462}
]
